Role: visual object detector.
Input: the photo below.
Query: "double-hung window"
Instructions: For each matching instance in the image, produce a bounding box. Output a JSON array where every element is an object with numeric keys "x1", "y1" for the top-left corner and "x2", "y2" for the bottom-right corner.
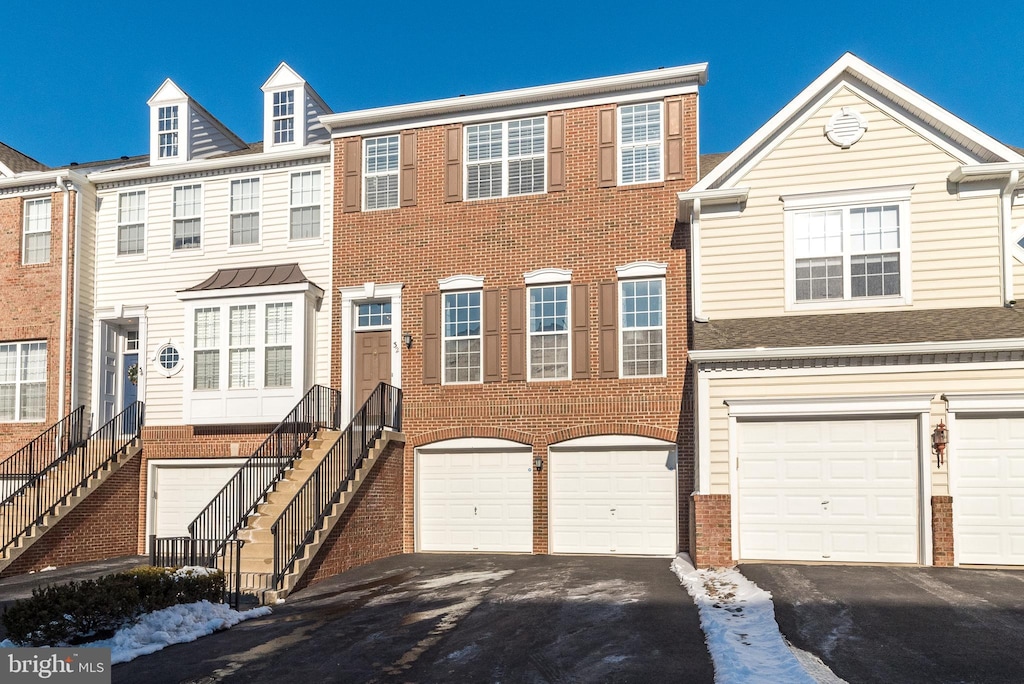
[
  {"x1": 443, "y1": 291, "x2": 481, "y2": 383},
  {"x1": 228, "y1": 305, "x2": 256, "y2": 388},
  {"x1": 230, "y1": 179, "x2": 260, "y2": 246},
  {"x1": 158, "y1": 105, "x2": 179, "y2": 159},
  {"x1": 0, "y1": 341, "x2": 46, "y2": 422},
  {"x1": 172, "y1": 185, "x2": 202, "y2": 250},
  {"x1": 528, "y1": 284, "x2": 569, "y2": 380},
  {"x1": 787, "y1": 191, "x2": 909, "y2": 306},
  {"x1": 363, "y1": 136, "x2": 399, "y2": 211},
  {"x1": 193, "y1": 308, "x2": 220, "y2": 390},
  {"x1": 265, "y1": 303, "x2": 293, "y2": 387},
  {"x1": 273, "y1": 90, "x2": 295, "y2": 144},
  {"x1": 117, "y1": 191, "x2": 146, "y2": 255},
  {"x1": 465, "y1": 117, "x2": 545, "y2": 200},
  {"x1": 290, "y1": 170, "x2": 321, "y2": 239},
  {"x1": 23, "y1": 198, "x2": 51, "y2": 264},
  {"x1": 619, "y1": 102, "x2": 662, "y2": 185},
  {"x1": 620, "y1": 278, "x2": 665, "y2": 377}
]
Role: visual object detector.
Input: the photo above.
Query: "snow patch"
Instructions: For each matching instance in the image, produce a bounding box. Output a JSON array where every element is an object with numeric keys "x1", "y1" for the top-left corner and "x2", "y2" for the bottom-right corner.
[
  {"x1": 445, "y1": 644, "x2": 480, "y2": 662},
  {"x1": 173, "y1": 566, "x2": 215, "y2": 577},
  {"x1": 40, "y1": 566, "x2": 57, "y2": 572},
  {"x1": 415, "y1": 570, "x2": 514, "y2": 590}
]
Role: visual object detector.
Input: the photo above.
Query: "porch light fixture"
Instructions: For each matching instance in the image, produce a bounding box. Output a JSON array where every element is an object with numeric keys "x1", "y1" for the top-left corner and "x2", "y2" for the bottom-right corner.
[
  {"x1": 534, "y1": 457, "x2": 543, "y2": 472},
  {"x1": 402, "y1": 332, "x2": 413, "y2": 349},
  {"x1": 931, "y1": 422, "x2": 949, "y2": 467}
]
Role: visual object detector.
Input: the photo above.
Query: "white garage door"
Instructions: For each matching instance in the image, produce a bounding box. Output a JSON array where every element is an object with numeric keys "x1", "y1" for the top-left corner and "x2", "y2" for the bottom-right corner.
[
  {"x1": 549, "y1": 438, "x2": 677, "y2": 556},
  {"x1": 738, "y1": 418, "x2": 920, "y2": 563},
  {"x1": 151, "y1": 463, "x2": 244, "y2": 538},
  {"x1": 417, "y1": 440, "x2": 533, "y2": 552},
  {"x1": 955, "y1": 415, "x2": 1024, "y2": 565}
]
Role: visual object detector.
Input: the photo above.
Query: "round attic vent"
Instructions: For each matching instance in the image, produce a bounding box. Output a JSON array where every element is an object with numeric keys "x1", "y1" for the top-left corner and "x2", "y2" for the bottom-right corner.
[{"x1": 825, "y1": 107, "x2": 868, "y2": 148}]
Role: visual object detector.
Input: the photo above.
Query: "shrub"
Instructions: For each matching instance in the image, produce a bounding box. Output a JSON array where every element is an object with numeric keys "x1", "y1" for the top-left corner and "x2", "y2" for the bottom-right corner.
[{"x1": 2, "y1": 565, "x2": 225, "y2": 646}]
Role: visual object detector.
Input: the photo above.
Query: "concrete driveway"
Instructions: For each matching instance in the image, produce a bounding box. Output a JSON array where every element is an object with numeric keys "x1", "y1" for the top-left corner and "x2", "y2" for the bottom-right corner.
[
  {"x1": 115, "y1": 553, "x2": 714, "y2": 683},
  {"x1": 741, "y1": 564, "x2": 1024, "y2": 684}
]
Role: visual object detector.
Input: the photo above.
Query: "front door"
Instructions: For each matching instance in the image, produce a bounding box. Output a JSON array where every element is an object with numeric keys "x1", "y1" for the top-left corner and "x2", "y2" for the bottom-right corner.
[
  {"x1": 99, "y1": 324, "x2": 118, "y2": 424},
  {"x1": 354, "y1": 331, "x2": 391, "y2": 409}
]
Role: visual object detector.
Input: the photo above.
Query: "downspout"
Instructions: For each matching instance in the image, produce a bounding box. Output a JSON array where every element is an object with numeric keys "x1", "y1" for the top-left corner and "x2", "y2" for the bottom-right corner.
[
  {"x1": 57, "y1": 175, "x2": 71, "y2": 419},
  {"x1": 68, "y1": 173, "x2": 85, "y2": 413},
  {"x1": 690, "y1": 197, "x2": 709, "y2": 322},
  {"x1": 1001, "y1": 169, "x2": 1020, "y2": 306}
]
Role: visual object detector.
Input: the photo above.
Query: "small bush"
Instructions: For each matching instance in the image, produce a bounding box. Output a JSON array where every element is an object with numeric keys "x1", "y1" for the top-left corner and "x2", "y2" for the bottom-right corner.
[{"x1": 2, "y1": 565, "x2": 225, "y2": 646}]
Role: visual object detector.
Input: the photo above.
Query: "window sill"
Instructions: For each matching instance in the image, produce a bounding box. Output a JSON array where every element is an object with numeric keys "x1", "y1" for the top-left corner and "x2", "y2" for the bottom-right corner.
[
  {"x1": 616, "y1": 180, "x2": 666, "y2": 191},
  {"x1": 226, "y1": 243, "x2": 263, "y2": 254},
  {"x1": 785, "y1": 295, "x2": 911, "y2": 312}
]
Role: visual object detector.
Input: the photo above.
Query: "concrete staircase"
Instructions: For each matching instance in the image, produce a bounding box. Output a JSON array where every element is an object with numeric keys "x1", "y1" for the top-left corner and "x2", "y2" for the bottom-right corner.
[
  {"x1": 0, "y1": 440, "x2": 142, "y2": 574},
  {"x1": 234, "y1": 429, "x2": 399, "y2": 602}
]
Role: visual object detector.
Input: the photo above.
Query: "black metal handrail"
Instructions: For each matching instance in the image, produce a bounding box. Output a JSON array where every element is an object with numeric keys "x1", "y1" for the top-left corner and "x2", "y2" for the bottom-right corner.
[
  {"x1": 0, "y1": 402, "x2": 143, "y2": 559},
  {"x1": 271, "y1": 382, "x2": 402, "y2": 588},
  {"x1": 1, "y1": 406, "x2": 87, "y2": 503},
  {"x1": 149, "y1": 536, "x2": 246, "y2": 609},
  {"x1": 187, "y1": 385, "x2": 342, "y2": 550}
]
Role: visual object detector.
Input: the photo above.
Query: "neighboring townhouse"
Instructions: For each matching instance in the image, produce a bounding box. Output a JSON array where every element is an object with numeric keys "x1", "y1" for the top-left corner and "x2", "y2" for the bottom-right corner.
[
  {"x1": 83, "y1": 63, "x2": 335, "y2": 553},
  {"x1": 678, "y1": 53, "x2": 1024, "y2": 568},
  {"x1": 322, "y1": 64, "x2": 706, "y2": 559}
]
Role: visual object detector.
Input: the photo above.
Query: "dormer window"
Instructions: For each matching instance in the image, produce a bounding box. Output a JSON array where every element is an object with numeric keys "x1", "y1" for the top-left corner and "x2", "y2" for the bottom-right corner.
[
  {"x1": 158, "y1": 106, "x2": 179, "y2": 158},
  {"x1": 273, "y1": 91, "x2": 295, "y2": 144}
]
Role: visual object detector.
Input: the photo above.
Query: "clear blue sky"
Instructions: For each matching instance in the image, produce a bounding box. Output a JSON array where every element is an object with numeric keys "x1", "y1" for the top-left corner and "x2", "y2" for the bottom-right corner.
[{"x1": 2, "y1": 1, "x2": 1022, "y2": 167}]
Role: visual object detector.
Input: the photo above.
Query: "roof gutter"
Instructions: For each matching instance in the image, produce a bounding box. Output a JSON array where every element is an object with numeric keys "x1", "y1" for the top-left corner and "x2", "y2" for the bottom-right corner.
[
  {"x1": 87, "y1": 145, "x2": 329, "y2": 184},
  {"x1": 688, "y1": 336, "x2": 1024, "y2": 363},
  {"x1": 0, "y1": 170, "x2": 68, "y2": 191}
]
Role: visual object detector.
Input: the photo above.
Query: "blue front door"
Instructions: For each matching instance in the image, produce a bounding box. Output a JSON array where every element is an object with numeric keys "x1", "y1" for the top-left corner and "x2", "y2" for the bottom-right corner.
[{"x1": 122, "y1": 353, "x2": 139, "y2": 409}]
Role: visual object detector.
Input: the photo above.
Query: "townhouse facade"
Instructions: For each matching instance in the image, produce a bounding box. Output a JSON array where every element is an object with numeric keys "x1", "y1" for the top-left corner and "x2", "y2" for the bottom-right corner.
[{"x1": 322, "y1": 65, "x2": 705, "y2": 558}]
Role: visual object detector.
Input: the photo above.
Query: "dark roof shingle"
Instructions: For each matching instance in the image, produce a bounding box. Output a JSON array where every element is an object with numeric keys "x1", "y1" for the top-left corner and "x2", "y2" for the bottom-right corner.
[{"x1": 0, "y1": 141, "x2": 48, "y2": 174}]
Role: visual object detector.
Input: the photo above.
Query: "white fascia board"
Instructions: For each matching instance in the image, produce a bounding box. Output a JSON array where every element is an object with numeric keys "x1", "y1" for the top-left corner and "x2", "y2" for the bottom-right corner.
[
  {"x1": 943, "y1": 392, "x2": 1024, "y2": 413},
  {"x1": 321, "y1": 63, "x2": 707, "y2": 135},
  {"x1": 0, "y1": 170, "x2": 69, "y2": 191},
  {"x1": 726, "y1": 393, "x2": 935, "y2": 417},
  {"x1": 948, "y1": 163, "x2": 1024, "y2": 184},
  {"x1": 676, "y1": 187, "x2": 750, "y2": 219},
  {"x1": 87, "y1": 145, "x2": 329, "y2": 184},
  {"x1": 689, "y1": 336, "x2": 1024, "y2": 363},
  {"x1": 177, "y1": 281, "x2": 324, "y2": 301}
]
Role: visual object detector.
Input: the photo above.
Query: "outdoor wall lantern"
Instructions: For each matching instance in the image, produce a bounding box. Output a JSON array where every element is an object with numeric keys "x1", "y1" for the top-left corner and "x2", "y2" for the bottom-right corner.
[
  {"x1": 402, "y1": 332, "x2": 413, "y2": 349},
  {"x1": 534, "y1": 457, "x2": 543, "y2": 472},
  {"x1": 931, "y1": 422, "x2": 949, "y2": 467}
]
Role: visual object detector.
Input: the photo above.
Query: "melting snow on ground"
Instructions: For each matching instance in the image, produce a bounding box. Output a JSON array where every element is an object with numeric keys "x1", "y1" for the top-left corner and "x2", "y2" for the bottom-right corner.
[
  {"x1": 672, "y1": 554, "x2": 845, "y2": 684},
  {"x1": 2, "y1": 600, "x2": 272, "y2": 665}
]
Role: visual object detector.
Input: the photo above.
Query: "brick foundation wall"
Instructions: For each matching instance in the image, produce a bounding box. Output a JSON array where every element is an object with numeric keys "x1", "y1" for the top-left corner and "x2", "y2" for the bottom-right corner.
[
  {"x1": 295, "y1": 440, "x2": 405, "y2": 590},
  {"x1": 0, "y1": 454, "x2": 141, "y2": 577},
  {"x1": 931, "y1": 495, "x2": 954, "y2": 567},
  {"x1": 691, "y1": 493, "x2": 732, "y2": 568}
]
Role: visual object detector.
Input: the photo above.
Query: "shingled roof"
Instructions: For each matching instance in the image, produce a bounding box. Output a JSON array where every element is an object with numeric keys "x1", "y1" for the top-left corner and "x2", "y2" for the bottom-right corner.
[
  {"x1": 185, "y1": 263, "x2": 318, "y2": 292},
  {"x1": 0, "y1": 141, "x2": 48, "y2": 174},
  {"x1": 693, "y1": 307, "x2": 1024, "y2": 351}
]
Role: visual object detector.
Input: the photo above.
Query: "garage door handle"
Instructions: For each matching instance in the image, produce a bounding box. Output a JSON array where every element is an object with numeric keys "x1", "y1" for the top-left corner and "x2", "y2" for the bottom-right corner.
[
  {"x1": 474, "y1": 506, "x2": 477, "y2": 516},
  {"x1": 821, "y1": 500, "x2": 829, "y2": 505}
]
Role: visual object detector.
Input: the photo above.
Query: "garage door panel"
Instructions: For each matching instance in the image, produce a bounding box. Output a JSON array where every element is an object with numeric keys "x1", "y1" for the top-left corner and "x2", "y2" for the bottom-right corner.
[{"x1": 153, "y1": 465, "x2": 242, "y2": 539}]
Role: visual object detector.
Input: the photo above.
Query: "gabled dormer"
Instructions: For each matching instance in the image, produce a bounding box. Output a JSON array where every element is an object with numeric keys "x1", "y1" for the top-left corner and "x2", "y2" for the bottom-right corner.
[
  {"x1": 147, "y1": 79, "x2": 246, "y2": 166},
  {"x1": 260, "y1": 63, "x2": 332, "y2": 150}
]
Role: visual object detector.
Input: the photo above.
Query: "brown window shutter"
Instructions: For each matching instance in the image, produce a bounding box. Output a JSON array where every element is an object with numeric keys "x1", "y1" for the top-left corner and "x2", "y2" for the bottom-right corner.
[
  {"x1": 422, "y1": 292, "x2": 441, "y2": 385},
  {"x1": 665, "y1": 96, "x2": 684, "y2": 181},
  {"x1": 444, "y1": 125, "x2": 463, "y2": 202},
  {"x1": 548, "y1": 112, "x2": 566, "y2": 192},
  {"x1": 598, "y1": 281, "x2": 618, "y2": 378},
  {"x1": 572, "y1": 283, "x2": 590, "y2": 379},
  {"x1": 483, "y1": 288, "x2": 501, "y2": 382},
  {"x1": 400, "y1": 130, "x2": 417, "y2": 207},
  {"x1": 343, "y1": 138, "x2": 361, "y2": 213},
  {"x1": 507, "y1": 287, "x2": 526, "y2": 381},
  {"x1": 597, "y1": 107, "x2": 616, "y2": 188}
]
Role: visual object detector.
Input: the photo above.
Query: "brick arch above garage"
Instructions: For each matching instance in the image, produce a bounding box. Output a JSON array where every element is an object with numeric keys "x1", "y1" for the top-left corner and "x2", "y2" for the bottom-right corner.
[
  {"x1": 409, "y1": 426, "x2": 537, "y2": 449},
  {"x1": 545, "y1": 423, "x2": 678, "y2": 446}
]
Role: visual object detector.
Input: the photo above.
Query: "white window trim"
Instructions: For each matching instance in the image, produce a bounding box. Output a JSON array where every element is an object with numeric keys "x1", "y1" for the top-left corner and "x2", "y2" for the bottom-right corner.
[
  {"x1": 152, "y1": 340, "x2": 184, "y2": 378},
  {"x1": 617, "y1": 101, "x2": 664, "y2": 186},
  {"x1": 524, "y1": 268, "x2": 571, "y2": 285},
  {"x1": 0, "y1": 340, "x2": 47, "y2": 423},
  {"x1": 618, "y1": 275, "x2": 667, "y2": 379},
  {"x1": 289, "y1": 170, "x2": 323, "y2": 241},
  {"x1": 271, "y1": 89, "x2": 297, "y2": 147},
  {"x1": 362, "y1": 135, "x2": 400, "y2": 212},
  {"x1": 338, "y1": 282, "x2": 403, "y2": 421},
  {"x1": 22, "y1": 197, "x2": 52, "y2": 265},
  {"x1": 439, "y1": 274, "x2": 484, "y2": 291},
  {"x1": 171, "y1": 183, "x2": 203, "y2": 253},
  {"x1": 464, "y1": 117, "x2": 547, "y2": 201},
  {"x1": 442, "y1": 288, "x2": 484, "y2": 385},
  {"x1": 116, "y1": 190, "x2": 148, "y2": 258},
  {"x1": 526, "y1": 282, "x2": 571, "y2": 382},
  {"x1": 228, "y1": 176, "x2": 263, "y2": 250},
  {"x1": 783, "y1": 186, "x2": 913, "y2": 311}
]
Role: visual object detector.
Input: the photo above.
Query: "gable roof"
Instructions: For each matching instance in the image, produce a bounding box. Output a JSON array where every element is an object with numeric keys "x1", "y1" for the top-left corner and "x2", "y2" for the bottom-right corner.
[
  {"x1": 146, "y1": 78, "x2": 247, "y2": 152},
  {"x1": 0, "y1": 141, "x2": 48, "y2": 176},
  {"x1": 691, "y1": 53, "x2": 1024, "y2": 193}
]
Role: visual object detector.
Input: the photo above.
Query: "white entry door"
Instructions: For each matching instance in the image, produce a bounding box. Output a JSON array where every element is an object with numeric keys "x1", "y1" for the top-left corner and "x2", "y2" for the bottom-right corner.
[
  {"x1": 955, "y1": 415, "x2": 1024, "y2": 565},
  {"x1": 738, "y1": 418, "x2": 920, "y2": 563},
  {"x1": 549, "y1": 437, "x2": 677, "y2": 556},
  {"x1": 417, "y1": 440, "x2": 533, "y2": 552},
  {"x1": 151, "y1": 463, "x2": 244, "y2": 538}
]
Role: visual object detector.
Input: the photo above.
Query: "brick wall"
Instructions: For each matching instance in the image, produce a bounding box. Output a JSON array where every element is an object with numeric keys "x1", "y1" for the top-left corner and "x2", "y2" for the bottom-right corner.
[
  {"x1": 691, "y1": 493, "x2": 732, "y2": 568},
  {"x1": 931, "y1": 495, "x2": 954, "y2": 567},
  {"x1": 0, "y1": 191, "x2": 76, "y2": 455},
  {"x1": 0, "y1": 454, "x2": 141, "y2": 577},
  {"x1": 295, "y1": 440, "x2": 405, "y2": 590},
  {"x1": 332, "y1": 95, "x2": 698, "y2": 555}
]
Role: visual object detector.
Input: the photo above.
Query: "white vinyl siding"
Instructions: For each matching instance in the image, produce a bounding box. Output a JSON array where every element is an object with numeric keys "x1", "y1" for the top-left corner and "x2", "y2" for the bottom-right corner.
[
  {"x1": 22, "y1": 198, "x2": 51, "y2": 264},
  {"x1": 229, "y1": 178, "x2": 260, "y2": 246},
  {"x1": 363, "y1": 136, "x2": 399, "y2": 211},
  {"x1": 443, "y1": 290, "x2": 481, "y2": 384},
  {"x1": 289, "y1": 170, "x2": 321, "y2": 239},
  {"x1": 465, "y1": 117, "x2": 545, "y2": 200},
  {"x1": 158, "y1": 105, "x2": 179, "y2": 159},
  {"x1": 618, "y1": 102, "x2": 662, "y2": 185},
  {"x1": 117, "y1": 191, "x2": 146, "y2": 255},
  {"x1": 620, "y1": 278, "x2": 665, "y2": 377},
  {"x1": 0, "y1": 341, "x2": 47, "y2": 422},
  {"x1": 172, "y1": 184, "x2": 202, "y2": 250},
  {"x1": 272, "y1": 90, "x2": 295, "y2": 145},
  {"x1": 528, "y1": 284, "x2": 569, "y2": 380}
]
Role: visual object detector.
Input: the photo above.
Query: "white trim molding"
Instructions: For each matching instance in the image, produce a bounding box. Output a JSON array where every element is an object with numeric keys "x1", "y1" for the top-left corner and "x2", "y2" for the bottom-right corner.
[
  {"x1": 779, "y1": 184, "x2": 913, "y2": 209},
  {"x1": 688, "y1": 336, "x2": 1024, "y2": 363},
  {"x1": 439, "y1": 274, "x2": 484, "y2": 291},
  {"x1": 338, "y1": 282, "x2": 404, "y2": 420},
  {"x1": 615, "y1": 261, "x2": 667, "y2": 279},
  {"x1": 523, "y1": 268, "x2": 571, "y2": 285},
  {"x1": 943, "y1": 392, "x2": 1024, "y2": 413},
  {"x1": 725, "y1": 394, "x2": 935, "y2": 418}
]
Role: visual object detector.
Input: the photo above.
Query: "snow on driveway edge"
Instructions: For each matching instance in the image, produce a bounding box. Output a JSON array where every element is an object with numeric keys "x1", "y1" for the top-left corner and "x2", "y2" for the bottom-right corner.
[{"x1": 672, "y1": 554, "x2": 845, "y2": 684}]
